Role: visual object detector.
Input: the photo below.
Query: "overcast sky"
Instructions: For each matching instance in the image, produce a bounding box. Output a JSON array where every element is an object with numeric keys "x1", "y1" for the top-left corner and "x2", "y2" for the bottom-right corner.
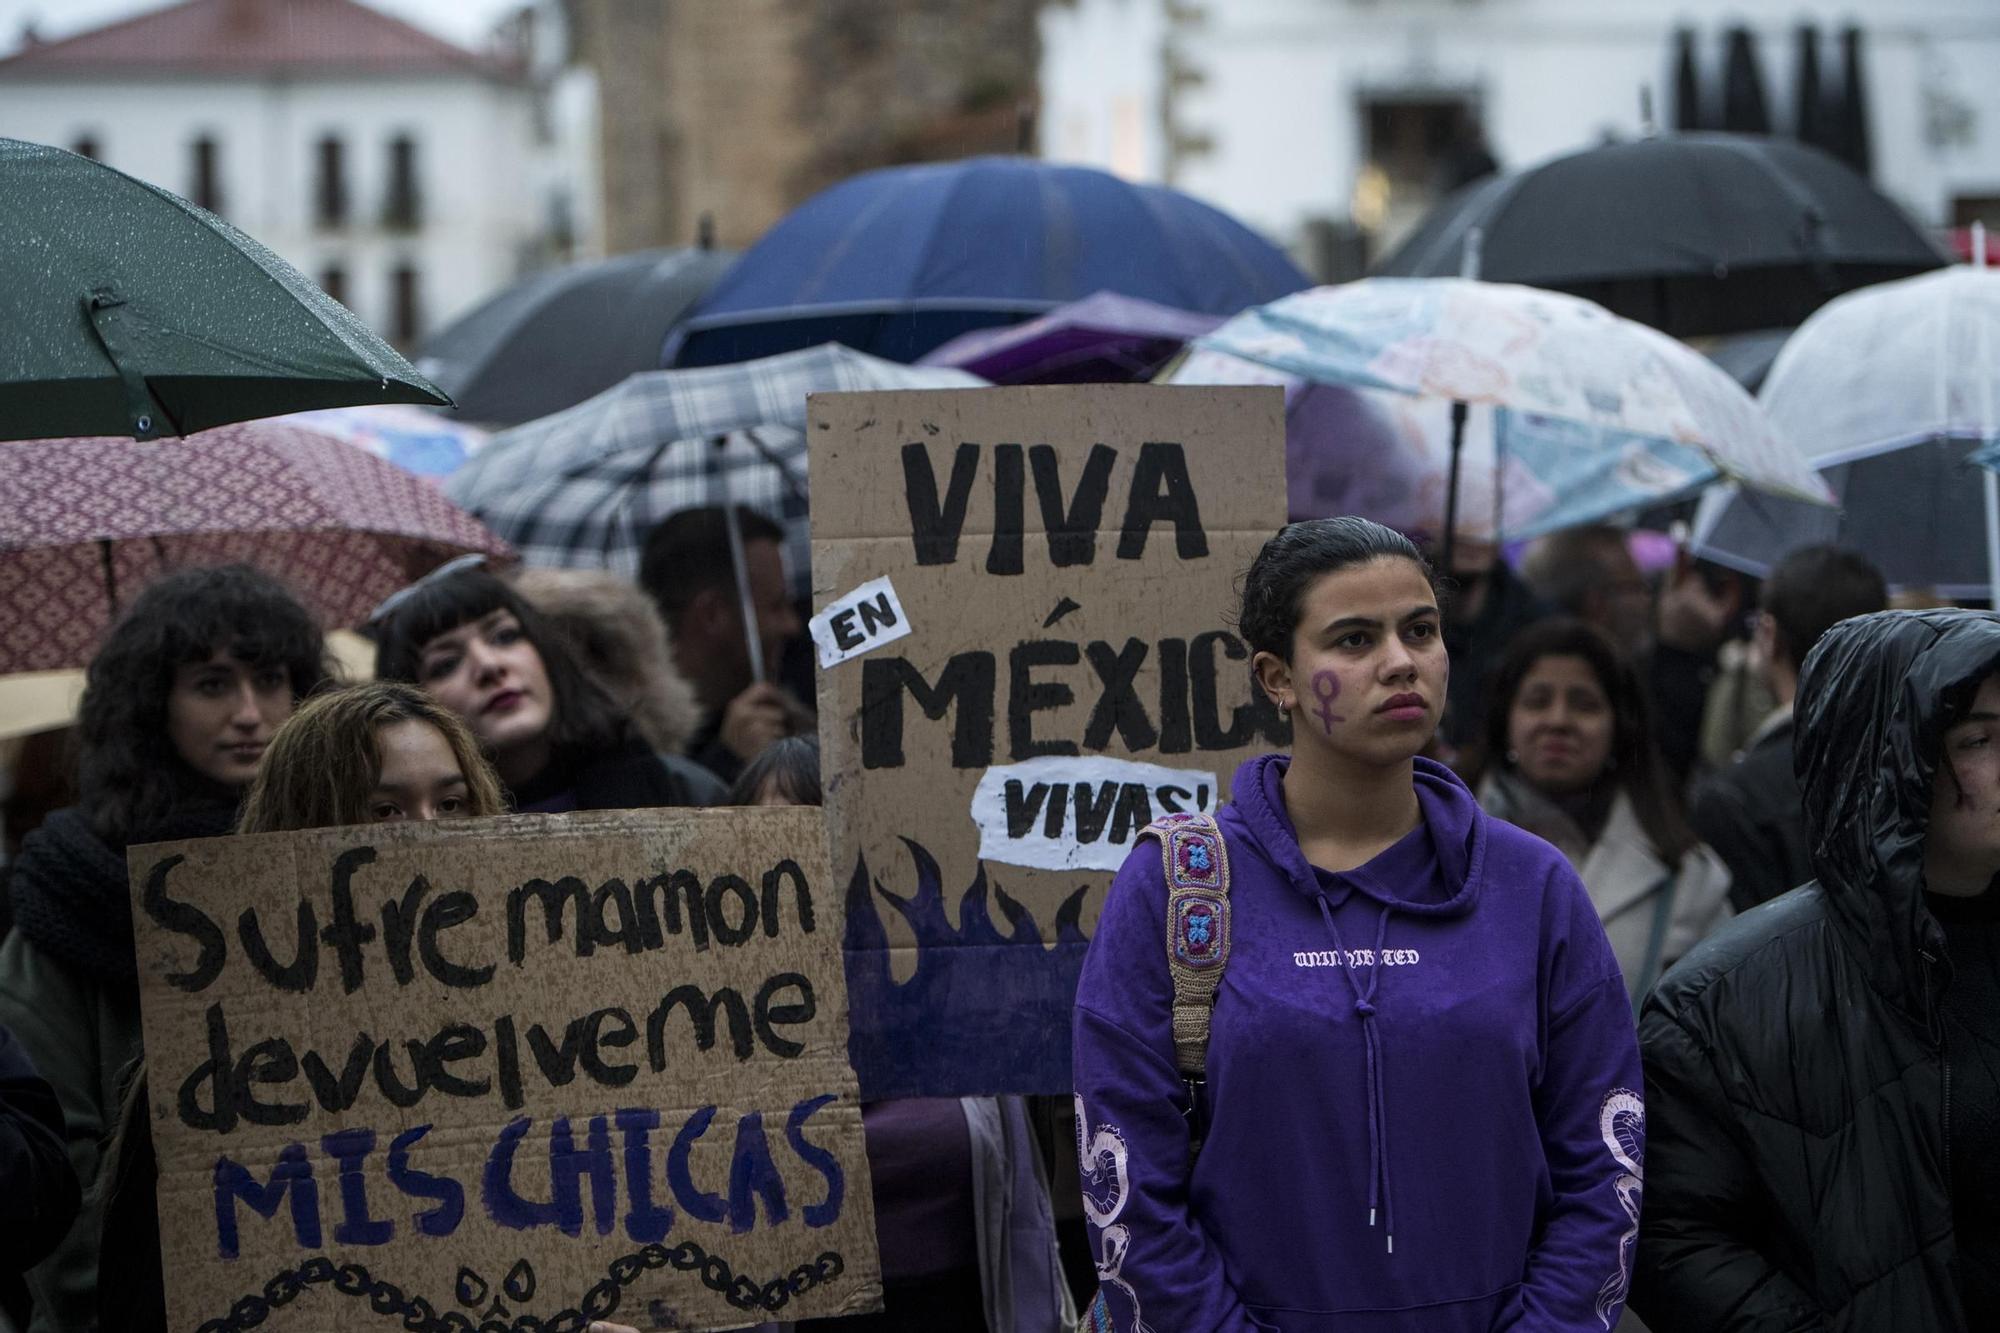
[{"x1": 0, "y1": 0, "x2": 524, "y2": 56}]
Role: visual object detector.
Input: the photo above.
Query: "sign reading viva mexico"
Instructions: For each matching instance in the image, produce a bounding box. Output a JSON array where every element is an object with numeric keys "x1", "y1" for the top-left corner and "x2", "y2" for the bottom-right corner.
[{"x1": 808, "y1": 385, "x2": 1288, "y2": 1096}]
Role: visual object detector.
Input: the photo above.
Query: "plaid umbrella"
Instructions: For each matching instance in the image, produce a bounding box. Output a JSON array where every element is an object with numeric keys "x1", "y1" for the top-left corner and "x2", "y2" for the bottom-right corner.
[
  {"x1": 444, "y1": 344, "x2": 984, "y2": 592},
  {"x1": 0, "y1": 420, "x2": 511, "y2": 673}
]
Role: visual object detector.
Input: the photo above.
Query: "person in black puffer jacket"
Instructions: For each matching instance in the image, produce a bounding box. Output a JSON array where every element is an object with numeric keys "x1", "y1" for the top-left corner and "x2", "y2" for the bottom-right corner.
[
  {"x1": 1632, "y1": 609, "x2": 2000, "y2": 1331},
  {"x1": 0, "y1": 565, "x2": 328, "y2": 1333}
]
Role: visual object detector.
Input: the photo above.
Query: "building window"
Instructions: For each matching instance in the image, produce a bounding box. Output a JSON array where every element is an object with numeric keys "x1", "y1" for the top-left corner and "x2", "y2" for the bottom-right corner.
[
  {"x1": 320, "y1": 264, "x2": 347, "y2": 307},
  {"x1": 191, "y1": 134, "x2": 222, "y2": 214},
  {"x1": 71, "y1": 134, "x2": 100, "y2": 160},
  {"x1": 384, "y1": 134, "x2": 421, "y2": 230},
  {"x1": 316, "y1": 136, "x2": 348, "y2": 228},
  {"x1": 391, "y1": 264, "x2": 421, "y2": 346}
]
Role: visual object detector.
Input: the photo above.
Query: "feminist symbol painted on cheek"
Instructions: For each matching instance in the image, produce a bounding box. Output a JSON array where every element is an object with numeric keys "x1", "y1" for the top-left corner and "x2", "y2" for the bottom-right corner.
[{"x1": 1311, "y1": 669, "x2": 1345, "y2": 734}]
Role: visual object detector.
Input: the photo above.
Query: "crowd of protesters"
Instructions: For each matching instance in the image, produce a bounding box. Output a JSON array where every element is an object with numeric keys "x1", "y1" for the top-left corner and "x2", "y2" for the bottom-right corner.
[{"x1": 0, "y1": 495, "x2": 1993, "y2": 1331}]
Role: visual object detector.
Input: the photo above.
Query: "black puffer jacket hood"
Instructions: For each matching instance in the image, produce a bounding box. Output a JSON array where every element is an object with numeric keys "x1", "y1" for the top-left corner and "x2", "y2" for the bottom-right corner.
[{"x1": 1795, "y1": 608, "x2": 2000, "y2": 1022}]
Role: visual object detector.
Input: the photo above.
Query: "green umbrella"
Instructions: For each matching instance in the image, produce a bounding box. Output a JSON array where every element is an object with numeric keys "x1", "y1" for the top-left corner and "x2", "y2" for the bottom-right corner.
[{"x1": 0, "y1": 136, "x2": 449, "y2": 441}]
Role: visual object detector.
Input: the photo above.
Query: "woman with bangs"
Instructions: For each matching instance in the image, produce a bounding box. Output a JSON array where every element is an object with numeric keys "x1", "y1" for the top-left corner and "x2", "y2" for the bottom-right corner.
[
  {"x1": 370, "y1": 559, "x2": 713, "y2": 813},
  {"x1": 0, "y1": 564, "x2": 328, "y2": 1333}
]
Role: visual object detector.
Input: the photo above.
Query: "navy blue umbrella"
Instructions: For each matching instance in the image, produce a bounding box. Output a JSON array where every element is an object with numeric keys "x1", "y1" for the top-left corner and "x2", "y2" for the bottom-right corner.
[{"x1": 663, "y1": 156, "x2": 1310, "y2": 367}]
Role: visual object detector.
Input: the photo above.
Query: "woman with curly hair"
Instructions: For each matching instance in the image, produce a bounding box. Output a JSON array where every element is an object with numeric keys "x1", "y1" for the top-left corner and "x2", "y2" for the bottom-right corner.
[{"x1": 0, "y1": 564, "x2": 327, "y2": 1333}]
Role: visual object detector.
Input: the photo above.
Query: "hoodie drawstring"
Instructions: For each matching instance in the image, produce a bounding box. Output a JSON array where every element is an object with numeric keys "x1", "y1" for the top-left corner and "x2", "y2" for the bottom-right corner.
[{"x1": 1315, "y1": 896, "x2": 1397, "y2": 1254}]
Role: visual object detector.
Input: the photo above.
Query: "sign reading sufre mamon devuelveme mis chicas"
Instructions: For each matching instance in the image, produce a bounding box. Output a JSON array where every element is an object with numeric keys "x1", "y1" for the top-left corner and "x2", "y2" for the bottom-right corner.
[
  {"x1": 128, "y1": 808, "x2": 881, "y2": 1333},
  {"x1": 808, "y1": 385, "x2": 1288, "y2": 1098}
]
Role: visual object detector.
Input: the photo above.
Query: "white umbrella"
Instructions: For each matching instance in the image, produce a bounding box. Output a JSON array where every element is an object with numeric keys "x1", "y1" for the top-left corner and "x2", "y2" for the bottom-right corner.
[
  {"x1": 1185, "y1": 279, "x2": 1827, "y2": 565},
  {"x1": 1695, "y1": 241, "x2": 2000, "y2": 598}
]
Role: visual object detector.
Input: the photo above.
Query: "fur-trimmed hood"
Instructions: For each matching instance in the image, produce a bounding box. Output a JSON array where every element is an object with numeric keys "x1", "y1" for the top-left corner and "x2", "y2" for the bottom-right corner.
[{"x1": 511, "y1": 567, "x2": 706, "y2": 756}]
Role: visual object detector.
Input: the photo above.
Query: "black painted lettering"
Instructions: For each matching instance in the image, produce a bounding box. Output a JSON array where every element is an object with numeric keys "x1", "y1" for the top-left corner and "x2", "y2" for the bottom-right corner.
[
  {"x1": 143, "y1": 855, "x2": 226, "y2": 993},
  {"x1": 236, "y1": 1038, "x2": 308, "y2": 1126},
  {"x1": 902, "y1": 441, "x2": 980, "y2": 565},
  {"x1": 580, "y1": 1008, "x2": 639, "y2": 1087},
  {"x1": 1032, "y1": 443, "x2": 1116, "y2": 566},
  {"x1": 856, "y1": 591, "x2": 899, "y2": 637},
  {"x1": 494, "y1": 1014, "x2": 524, "y2": 1111},
  {"x1": 647, "y1": 986, "x2": 753, "y2": 1064},
  {"x1": 425, "y1": 1024, "x2": 491, "y2": 1099},
  {"x1": 705, "y1": 875, "x2": 757, "y2": 946},
  {"x1": 378, "y1": 874, "x2": 430, "y2": 985},
  {"x1": 1117, "y1": 442, "x2": 1208, "y2": 560},
  {"x1": 860, "y1": 652, "x2": 995, "y2": 769},
  {"x1": 179, "y1": 1003, "x2": 239, "y2": 1134},
  {"x1": 591, "y1": 879, "x2": 642, "y2": 953},
  {"x1": 1190, "y1": 630, "x2": 1257, "y2": 750},
  {"x1": 301, "y1": 1033, "x2": 375, "y2": 1113},
  {"x1": 752, "y1": 973, "x2": 816, "y2": 1059},
  {"x1": 525, "y1": 1014, "x2": 588, "y2": 1089},
  {"x1": 1157, "y1": 636, "x2": 1192, "y2": 753},
  {"x1": 1110, "y1": 783, "x2": 1155, "y2": 845},
  {"x1": 829, "y1": 607, "x2": 863, "y2": 651},
  {"x1": 321, "y1": 846, "x2": 381, "y2": 994},
  {"x1": 986, "y1": 443, "x2": 1024, "y2": 574},
  {"x1": 418, "y1": 891, "x2": 493, "y2": 987},
  {"x1": 507, "y1": 876, "x2": 590, "y2": 965},
  {"x1": 237, "y1": 900, "x2": 318, "y2": 994},
  {"x1": 634, "y1": 870, "x2": 710, "y2": 953},
  {"x1": 1073, "y1": 782, "x2": 1118, "y2": 844},
  {"x1": 1004, "y1": 780, "x2": 1051, "y2": 838},
  {"x1": 760, "y1": 860, "x2": 815, "y2": 937},
  {"x1": 1082, "y1": 637, "x2": 1157, "y2": 751},
  {"x1": 1008, "y1": 640, "x2": 1080, "y2": 760}
]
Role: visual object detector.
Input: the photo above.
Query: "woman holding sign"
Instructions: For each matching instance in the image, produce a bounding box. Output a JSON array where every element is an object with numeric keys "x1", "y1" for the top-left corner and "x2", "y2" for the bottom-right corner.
[
  {"x1": 96, "y1": 680, "x2": 509, "y2": 1333},
  {"x1": 1072, "y1": 518, "x2": 1644, "y2": 1332},
  {"x1": 371, "y1": 561, "x2": 716, "y2": 813},
  {"x1": 0, "y1": 565, "x2": 329, "y2": 1333}
]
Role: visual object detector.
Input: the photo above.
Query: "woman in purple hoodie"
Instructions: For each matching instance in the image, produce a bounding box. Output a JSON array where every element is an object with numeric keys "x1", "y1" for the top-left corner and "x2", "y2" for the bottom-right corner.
[{"x1": 1072, "y1": 517, "x2": 1645, "y2": 1332}]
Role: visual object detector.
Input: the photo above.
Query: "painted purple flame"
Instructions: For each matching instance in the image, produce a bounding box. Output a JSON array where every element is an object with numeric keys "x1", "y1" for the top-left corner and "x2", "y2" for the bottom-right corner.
[{"x1": 844, "y1": 836, "x2": 1092, "y2": 1097}]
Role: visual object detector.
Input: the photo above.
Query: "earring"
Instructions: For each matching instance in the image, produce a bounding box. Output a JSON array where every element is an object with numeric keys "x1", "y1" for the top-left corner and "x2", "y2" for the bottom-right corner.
[{"x1": 1505, "y1": 748, "x2": 1519, "y2": 764}]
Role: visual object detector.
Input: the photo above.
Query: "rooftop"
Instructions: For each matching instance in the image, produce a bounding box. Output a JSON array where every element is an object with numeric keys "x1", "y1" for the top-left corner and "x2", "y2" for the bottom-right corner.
[{"x1": 0, "y1": 0, "x2": 516, "y2": 78}]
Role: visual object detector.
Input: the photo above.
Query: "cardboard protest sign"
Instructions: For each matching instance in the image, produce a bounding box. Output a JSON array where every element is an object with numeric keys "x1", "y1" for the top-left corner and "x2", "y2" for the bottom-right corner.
[
  {"x1": 129, "y1": 808, "x2": 880, "y2": 1333},
  {"x1": 809, "y1": 385, "x2": 1288, "y2": 1096}
]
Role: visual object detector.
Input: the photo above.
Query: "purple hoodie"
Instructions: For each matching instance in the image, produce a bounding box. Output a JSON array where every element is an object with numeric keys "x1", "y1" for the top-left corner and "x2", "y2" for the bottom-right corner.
[{"x1": 1072, "y1": 755, "x2": 1644, "y2": 1332}]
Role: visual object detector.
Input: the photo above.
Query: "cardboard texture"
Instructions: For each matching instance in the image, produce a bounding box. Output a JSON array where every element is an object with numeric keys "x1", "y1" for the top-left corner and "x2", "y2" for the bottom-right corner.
[
  {"x1": 808, "y1": 385, "x2": 1288, "y2": 1096},
  {"x1": 128, "y1": 808, "x2": 880, "y2": 1333}
]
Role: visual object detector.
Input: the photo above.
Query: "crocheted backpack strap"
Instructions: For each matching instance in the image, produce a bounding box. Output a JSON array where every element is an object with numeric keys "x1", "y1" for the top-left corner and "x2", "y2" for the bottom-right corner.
[{"x1": 1139, "y1": 810, "x2": 1232, "y2": 1079}]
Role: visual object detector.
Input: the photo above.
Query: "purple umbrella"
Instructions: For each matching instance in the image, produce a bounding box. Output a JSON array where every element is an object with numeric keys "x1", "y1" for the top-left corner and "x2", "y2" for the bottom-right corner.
[{"x1": 918, "y1": 291, "x2": 1222, "y2": 384}]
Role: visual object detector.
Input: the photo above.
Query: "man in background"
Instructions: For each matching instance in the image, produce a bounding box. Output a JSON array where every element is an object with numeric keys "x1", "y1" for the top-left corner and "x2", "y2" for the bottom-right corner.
[
  {"x1": 1690, "y1": 545, "x2": 1887, "y2": 911},
  {"x1": 641, "y1": 506, "x2": 809, "y2": 786}
]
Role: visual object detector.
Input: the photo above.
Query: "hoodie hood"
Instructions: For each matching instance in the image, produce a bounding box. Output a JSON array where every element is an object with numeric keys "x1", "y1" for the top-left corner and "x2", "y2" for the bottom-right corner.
[
  {"x1": 1795, "y1": 609, "x2": 2000, "y2": 1019},
  {"x1": 1225, "y1": 753, "x2": 1483, "y2": 919}
]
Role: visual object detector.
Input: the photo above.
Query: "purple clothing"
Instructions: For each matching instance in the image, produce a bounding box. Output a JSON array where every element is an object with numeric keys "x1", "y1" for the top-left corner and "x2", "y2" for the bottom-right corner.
[
  {"x1": 862, "y1": 1098, "x2": 980, "y2": 1281},
  {"x1": 1072, "y1": 755, "x2": 1644, "y2": 1332}
]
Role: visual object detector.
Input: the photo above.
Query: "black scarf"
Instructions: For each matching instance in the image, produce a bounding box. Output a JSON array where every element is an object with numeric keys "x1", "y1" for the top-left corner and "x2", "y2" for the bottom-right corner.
[{"x1": 9, "y1": 795, "x2": 239, "y2": 989}]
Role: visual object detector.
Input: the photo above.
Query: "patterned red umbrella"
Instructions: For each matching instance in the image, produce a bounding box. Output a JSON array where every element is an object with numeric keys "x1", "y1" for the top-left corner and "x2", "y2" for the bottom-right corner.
[{"x1": 0, "y1": 419, "x2": 511, "y2": 672}]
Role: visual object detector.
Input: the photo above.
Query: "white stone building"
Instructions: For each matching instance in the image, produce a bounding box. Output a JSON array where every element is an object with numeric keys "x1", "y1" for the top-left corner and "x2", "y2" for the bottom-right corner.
[
  {"x1": 1040, "y1": 0, "x2": 2000, "y2": 275},
  {"x1": 0, "y1": 0, "x2": 571, "y2": 346}
]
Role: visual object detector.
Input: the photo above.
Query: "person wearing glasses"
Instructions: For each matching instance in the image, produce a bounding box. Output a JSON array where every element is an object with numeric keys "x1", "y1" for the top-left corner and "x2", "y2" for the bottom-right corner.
[
  {"x1": 0, "y1": 565, "x2": 328, "y2": 1333},
  {"x1": 370, "y1": 559, "x2": 714, "y2": 812}
]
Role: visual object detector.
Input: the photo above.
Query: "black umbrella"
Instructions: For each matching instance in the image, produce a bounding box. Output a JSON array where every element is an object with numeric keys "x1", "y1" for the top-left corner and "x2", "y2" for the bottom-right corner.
[
  {"x1": 1721, "y1": 27, "x2": 1772, "y2": 134},
  {"x1": 1672, "y1": 28, "x2": 1706, "y2": 132},
  {"x1": 416, "y1": 248, "x2": 734, "y2": 426},
  {"x1": 1374, "y1": 133, "x2": 1949, "y2": 337},
  {"x1": 1835, "y1": 25, "x2": 1874, "y2": 178}
]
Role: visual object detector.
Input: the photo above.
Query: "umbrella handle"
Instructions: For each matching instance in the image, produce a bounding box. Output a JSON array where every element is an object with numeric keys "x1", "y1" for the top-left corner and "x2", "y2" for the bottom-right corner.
[
  {"x1": 1441, "y1": 400, "x2": 1469, "y2": 577},
  {"x1": 709, "y1": 436, "x2": 766, "y2": 685}
]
